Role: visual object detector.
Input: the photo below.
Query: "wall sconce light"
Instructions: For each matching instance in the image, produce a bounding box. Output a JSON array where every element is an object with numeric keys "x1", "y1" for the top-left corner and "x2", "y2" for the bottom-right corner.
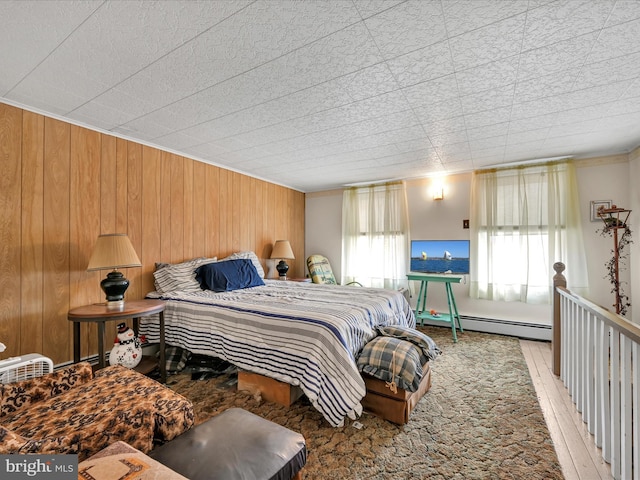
[{"x1": 431, "y1": 177, "x2": 445, "y2": 200}]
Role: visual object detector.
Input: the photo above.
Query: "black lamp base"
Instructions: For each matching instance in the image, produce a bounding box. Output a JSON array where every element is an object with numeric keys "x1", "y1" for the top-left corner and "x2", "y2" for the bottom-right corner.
[
  {"x1": 276, "y1": 260, "x2": 289, "y2": 279},
  {"x1": 101, "y1": 270, "x2": 130, "y2": 306}
]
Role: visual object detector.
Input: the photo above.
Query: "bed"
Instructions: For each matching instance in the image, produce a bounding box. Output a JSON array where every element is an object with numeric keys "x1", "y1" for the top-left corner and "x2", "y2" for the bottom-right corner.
[{"x1": 138, "y1": 254, "x2": 416, "y2": 427}]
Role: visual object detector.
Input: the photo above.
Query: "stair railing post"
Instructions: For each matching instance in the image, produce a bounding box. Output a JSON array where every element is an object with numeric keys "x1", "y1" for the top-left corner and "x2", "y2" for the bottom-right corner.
[{"x1": 552, "y1": 262, "x2": 566, "y2": 376}]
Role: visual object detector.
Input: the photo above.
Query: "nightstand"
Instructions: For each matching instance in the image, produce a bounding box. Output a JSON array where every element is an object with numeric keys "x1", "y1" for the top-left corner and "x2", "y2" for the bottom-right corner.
[
  {"x1": 68, "y1": 299, "x2": 166, "y2": 383},
  {"x1": 287, "y1": 277, "x2": 312, "y2": 282}
]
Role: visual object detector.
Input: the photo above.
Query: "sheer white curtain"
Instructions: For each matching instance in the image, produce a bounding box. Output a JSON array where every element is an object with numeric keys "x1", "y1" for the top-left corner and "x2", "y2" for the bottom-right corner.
[
  {"x1": 342, "y1": 181, "x2": 410, "y2": 289},
  {"x1": 470, "y1": 161, "x2": 589, "y2": 304}
]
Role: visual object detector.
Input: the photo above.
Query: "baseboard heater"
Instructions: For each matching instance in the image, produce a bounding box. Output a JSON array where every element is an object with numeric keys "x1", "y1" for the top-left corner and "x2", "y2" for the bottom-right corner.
[
  {"x1": 52, "y1": 354, "x2": 101, "y2": 371},
  {"x1": 421, "y1": 315, "x2": 552, "y2": 341},
  {"x1": 460, "y1": 315, "x2": 552, "y2": 331},
  {"x1": 55, "y1": 343, "x2": 160, "y2": 371}
]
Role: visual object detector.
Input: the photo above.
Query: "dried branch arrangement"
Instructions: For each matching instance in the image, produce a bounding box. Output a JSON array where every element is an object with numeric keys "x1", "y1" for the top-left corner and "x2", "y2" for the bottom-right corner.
[{"x1": 596, "y1": 205, "x2": 632, "y2": 316}]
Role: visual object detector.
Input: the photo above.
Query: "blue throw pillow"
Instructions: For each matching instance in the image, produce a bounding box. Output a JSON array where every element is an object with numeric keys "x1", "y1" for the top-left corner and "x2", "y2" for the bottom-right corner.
[{"x1": 195, "y1": 258, "x2": 265, "y2": 292}]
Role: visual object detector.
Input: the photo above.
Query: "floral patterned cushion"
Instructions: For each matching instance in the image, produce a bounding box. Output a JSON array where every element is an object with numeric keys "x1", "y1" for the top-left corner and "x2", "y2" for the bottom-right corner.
[{"x1": 0, "y1": 363, "x2": 194, "y2": 460}]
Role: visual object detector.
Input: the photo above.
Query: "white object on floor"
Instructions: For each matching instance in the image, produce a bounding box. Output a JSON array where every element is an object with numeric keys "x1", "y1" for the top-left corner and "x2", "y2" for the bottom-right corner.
[{"x1": 0, "y1": 353, "x2": 54, "y2": 383}]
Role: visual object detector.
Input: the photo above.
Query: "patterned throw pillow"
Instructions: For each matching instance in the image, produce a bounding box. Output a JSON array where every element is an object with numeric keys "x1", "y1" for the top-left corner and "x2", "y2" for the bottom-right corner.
[
  {"x1": 306, "y1": 255, "x2": 337, "y2": 284},
  {"x1": 376, "y1": 325, "x2": 441, "y2": 361},
  {"x1": 153, "y1": 257, "x2": 217, "y2": 294},
  {"x1": 357, "y1": 336, "x2": 424, "y2": 392}
]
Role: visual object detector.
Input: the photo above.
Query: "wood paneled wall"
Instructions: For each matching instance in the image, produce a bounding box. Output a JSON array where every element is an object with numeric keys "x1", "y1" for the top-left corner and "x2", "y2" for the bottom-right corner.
[{"x1": 0, "y1": 103, "x2": 305, "y2": 365}]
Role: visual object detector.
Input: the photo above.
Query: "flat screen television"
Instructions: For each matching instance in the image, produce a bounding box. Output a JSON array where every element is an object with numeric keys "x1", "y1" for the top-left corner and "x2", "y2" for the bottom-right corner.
[{"x1": 410, "y1": 240, "x2": 470, "y2": 274}]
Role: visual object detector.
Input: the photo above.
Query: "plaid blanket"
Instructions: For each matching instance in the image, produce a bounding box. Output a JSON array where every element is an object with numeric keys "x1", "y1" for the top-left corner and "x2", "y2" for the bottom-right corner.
[
  {"x1": 357, "y1": 336, "x2": 426, "y2": 392},
  {"x1": 376, "y1": 325, "x2": 441, "y2": 361},
  {"x1": 163, "y1": 346, "x2": 191, "y2": 374},
  {"x1": 357, "y1": 326, "x2": 440, "y2": 393}
]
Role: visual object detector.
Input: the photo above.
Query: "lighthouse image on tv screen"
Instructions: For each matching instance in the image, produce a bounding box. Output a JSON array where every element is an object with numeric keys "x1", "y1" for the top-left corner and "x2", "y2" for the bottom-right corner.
[{"x1": 410, "y1": 240, "x2": 470, "y2": 274}]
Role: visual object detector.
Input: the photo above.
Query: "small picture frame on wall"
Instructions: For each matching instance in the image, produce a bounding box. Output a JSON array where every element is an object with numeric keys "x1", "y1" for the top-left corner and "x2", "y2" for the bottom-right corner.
[{"x1": 590, "y1": 200, "x2": 611, "y2": 222}]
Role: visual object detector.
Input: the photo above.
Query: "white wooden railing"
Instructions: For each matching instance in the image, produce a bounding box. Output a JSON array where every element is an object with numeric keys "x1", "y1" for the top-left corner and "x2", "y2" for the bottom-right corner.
[{"x1": 553, "y1": 262, "x2": 640, "y2": 480}]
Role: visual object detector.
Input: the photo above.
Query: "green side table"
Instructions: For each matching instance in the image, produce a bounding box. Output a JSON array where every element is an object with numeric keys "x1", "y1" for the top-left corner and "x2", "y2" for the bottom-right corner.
[{"x1": 407, "y1": 273, "x2": 463, "y2": 342}]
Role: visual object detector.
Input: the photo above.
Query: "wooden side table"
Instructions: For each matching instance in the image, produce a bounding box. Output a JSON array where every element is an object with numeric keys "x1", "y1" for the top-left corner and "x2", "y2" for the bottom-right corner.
[{"x1": 68, "y1": 299, "x2": 166, "y2": 383}]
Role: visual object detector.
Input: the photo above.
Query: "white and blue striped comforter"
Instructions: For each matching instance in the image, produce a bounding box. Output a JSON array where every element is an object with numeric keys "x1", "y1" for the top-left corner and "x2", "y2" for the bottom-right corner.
[{"x1": 140, "y1": 280, "x2": 415, "y2": 427}]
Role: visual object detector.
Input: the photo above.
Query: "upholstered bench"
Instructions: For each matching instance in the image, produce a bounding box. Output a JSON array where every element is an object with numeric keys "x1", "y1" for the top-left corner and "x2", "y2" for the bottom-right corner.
[
  {"x1": 0, "y1": 362, "x2": 194, "y2": 460},
  {"x1": 357, "y1": 325, "x2": 440, "y2": 425},
  {"x1": 149, "y1": 408, "x2": 307, "y2": 480}
]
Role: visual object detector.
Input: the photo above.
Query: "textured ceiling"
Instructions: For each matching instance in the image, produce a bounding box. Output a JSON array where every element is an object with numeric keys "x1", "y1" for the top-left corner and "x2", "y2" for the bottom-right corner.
[{"x1": 2, "y1": 1, "x2": 640, "y2": 192}]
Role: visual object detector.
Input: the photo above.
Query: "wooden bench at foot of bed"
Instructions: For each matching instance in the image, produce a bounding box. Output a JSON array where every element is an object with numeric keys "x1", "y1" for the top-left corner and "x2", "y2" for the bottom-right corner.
[
  {"x1": 360, "y1": 362, "x2": 432, "y2": 425},
  {"x1": 238, "y1": 370, "x2": 304, "y2": 407},
  {"x1": 238, "y1": 364, "x2": 432, "y2": 426}
]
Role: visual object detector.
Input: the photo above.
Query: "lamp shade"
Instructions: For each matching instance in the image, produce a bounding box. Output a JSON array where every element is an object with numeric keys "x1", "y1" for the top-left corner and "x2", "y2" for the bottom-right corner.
[
  {"x1": 270, "y1": 240, "x2": 295, "y2": 260},
  {"x1": 87, "y1": 234, "x2": 141, "y2": 271}
]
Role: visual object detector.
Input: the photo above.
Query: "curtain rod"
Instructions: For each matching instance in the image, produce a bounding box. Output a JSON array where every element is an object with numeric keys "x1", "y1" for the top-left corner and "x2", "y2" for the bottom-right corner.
[
  {"x1": 475, "y1": 157, "x2": 573, "y2": 174},
  {"x1": 343, "y1": 180, "x2": 405, "y2": 189}
]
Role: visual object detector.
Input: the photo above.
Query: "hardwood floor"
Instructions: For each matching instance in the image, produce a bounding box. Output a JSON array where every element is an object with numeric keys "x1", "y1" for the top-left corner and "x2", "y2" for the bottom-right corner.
[{"x1": 521, "y1": 339, "x2": 614, "y2": 480}]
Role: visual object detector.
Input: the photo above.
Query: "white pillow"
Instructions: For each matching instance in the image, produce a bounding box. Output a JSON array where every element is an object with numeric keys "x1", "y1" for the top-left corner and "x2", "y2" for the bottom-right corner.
[
  {"x1": 153, "y1": 257, "x2": 217, "y2": 294},
  {"x1": 220, "y1": 251, "x2": 265, "y2": 278}
]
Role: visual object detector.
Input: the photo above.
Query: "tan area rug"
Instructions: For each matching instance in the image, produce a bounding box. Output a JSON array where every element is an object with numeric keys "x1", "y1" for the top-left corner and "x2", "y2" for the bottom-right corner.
[{"x1": 166, "y1": 326, "x2": 563, "y2": 479}]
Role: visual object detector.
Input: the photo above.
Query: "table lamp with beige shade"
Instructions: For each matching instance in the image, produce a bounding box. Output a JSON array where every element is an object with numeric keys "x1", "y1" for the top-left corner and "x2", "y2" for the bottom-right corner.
[
  {"x1": 270, "y1": 240, "x2": 295, "y2": 279},
  {"x1": 87, "y1": 234, "x2": 142, "y2": 309}
]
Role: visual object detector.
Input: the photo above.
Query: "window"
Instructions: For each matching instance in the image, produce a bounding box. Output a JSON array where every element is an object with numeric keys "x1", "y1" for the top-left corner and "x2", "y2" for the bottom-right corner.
[
  {"x1": 470, "y1": 162, "x2": 588, "y2": 304},
  {"x1": 342, "y1": 182, "x2": 410, "y2": 289}
]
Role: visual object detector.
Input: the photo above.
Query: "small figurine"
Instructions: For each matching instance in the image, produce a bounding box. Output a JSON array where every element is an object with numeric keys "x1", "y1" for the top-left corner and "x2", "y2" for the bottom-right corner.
[
  {"x1": 109, "y1": 322, "x2": 143, "y2": 368},
  {"x1": 429, "y1": 309, "x2": 441, "y2": 318}
]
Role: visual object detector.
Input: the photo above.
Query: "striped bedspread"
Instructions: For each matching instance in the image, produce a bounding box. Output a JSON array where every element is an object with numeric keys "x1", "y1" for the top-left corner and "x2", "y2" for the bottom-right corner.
[{"x1": 139, "y1": 280, "x2": 415, "y2": 427}]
